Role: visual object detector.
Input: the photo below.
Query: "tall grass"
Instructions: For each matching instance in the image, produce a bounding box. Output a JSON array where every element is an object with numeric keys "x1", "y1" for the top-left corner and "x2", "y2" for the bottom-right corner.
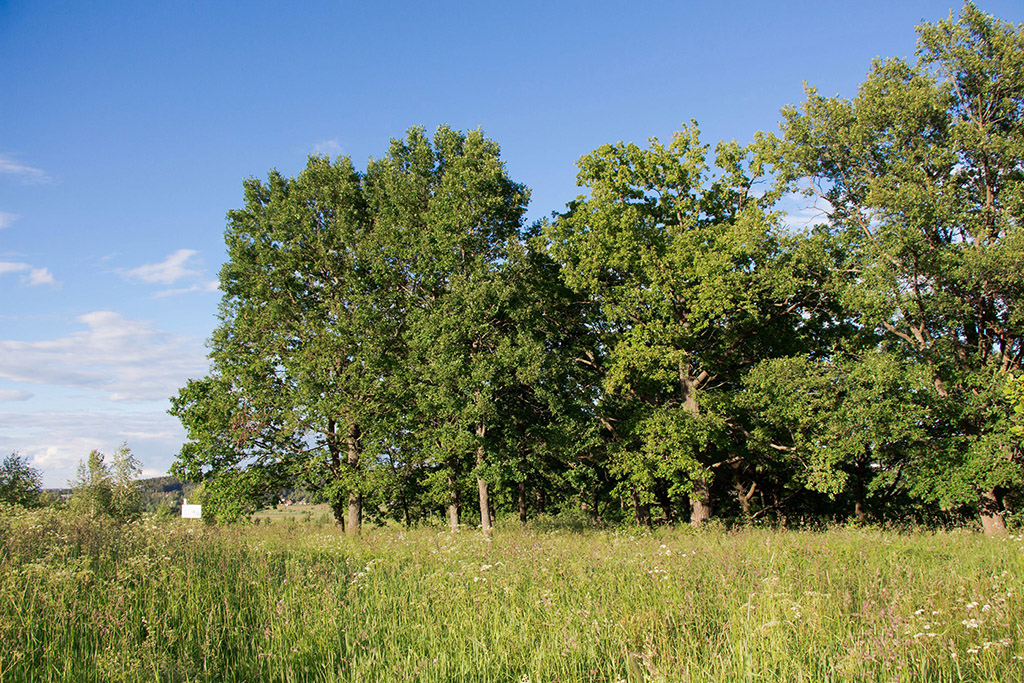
[{"x1": 1, "y1": 506, "x2": 1021, "y2": 681}]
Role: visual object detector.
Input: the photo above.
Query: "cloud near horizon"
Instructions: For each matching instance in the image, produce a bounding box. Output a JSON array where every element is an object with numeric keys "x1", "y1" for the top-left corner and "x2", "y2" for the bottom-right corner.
[{"x1": 0, "y1": 409, "x2": 186, "y2": 488}]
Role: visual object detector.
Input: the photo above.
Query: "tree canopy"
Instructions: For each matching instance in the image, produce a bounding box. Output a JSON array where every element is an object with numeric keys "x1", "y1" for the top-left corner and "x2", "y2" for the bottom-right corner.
[{"x1": 171, "y1": 5, "x2": 1023, "y2": 535}]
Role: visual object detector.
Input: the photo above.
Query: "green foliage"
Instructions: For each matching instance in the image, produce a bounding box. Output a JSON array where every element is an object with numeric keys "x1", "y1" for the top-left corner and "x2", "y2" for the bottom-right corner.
[
  {"x1": 110, "y1": 443, "x2": 142, "y2": 522},
  {"x1": 1007, "y1": 374, "x2": 1024, "y2": 440},
  {"x1": 0, "y1": 453, "x2": 42, "y2": 508},
  {"x1": 772, "y1": 3, "x2": 1024, "y2": 516},
  {"x1": 69, "y1": 444, "x2": 142, "y2": 523},
  {"x1": 543, "y1": 122, "x2": 813, "y2": 522},
  {"x1": 742, "y1": 351, "x2": 935, "y2": 519},
  {"x1": 69, "y1": 450, "x2": 112, "y2": 519}
]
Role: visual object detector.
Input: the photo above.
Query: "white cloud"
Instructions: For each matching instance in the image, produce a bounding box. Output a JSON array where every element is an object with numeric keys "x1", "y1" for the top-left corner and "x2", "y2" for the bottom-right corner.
[
  {"x1": 0, "y1": 310, "x2": 209, "y2": 402},
  {"x1": 0, "y1": 261, "x2": 60, "y2": 287},
  {"x1": 313, "y1": 138, "x2": 343, "y2": 156},
  {"x1": 0, "y1": 410, "x2": 185, "y2": 487},
  {"x1": 154, "y1": 279, "x2": 220, "y2": 298},
  {"x1": 0, "y1": 211, "x2": 18, "y2": 229},
  {"x1": 0, "y1": 155, "x2": 51, "y2": 184},
  {"x1": 25, "y1": 267, "x2": 56, "y2": 287},
  {"x1": 121, "y1": 249, "x2": 200, "y2": 285},
  {"x1": 0, "y1": 389, "x2": 32, "y2": 401}
]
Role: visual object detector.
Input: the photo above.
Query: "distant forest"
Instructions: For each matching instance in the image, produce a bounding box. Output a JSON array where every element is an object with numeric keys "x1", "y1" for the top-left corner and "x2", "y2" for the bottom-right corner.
[{"x1": 170, "y1": 5, "x2": 1024, "y2": 535}]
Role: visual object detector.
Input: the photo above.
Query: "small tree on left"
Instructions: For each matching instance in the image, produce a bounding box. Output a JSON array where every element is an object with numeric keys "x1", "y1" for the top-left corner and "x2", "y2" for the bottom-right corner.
[{"x1": 0, "y1": 452, "x2": 42, "y2": 507}]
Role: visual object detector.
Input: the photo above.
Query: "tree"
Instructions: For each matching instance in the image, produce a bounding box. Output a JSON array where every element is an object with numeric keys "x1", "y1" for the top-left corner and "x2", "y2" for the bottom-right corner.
[
  {"x1": 70, "y1": 450, "x2": 113, "y2": 519},
  {"x1": 110, "y1": 443, "x2": 143, "y2": 522},
  {"x1": 741, "y1": 351, "x2": 935, "y2": 522},
  {"x1": 774, "y1": 3, "x2": 1024, "y2": 533},
  {"x1": 0, "y1": 452, "x2": 42, "y2": 507},
  {"x1": 172, "y1": 126, "x2": 534, "y2": 533},
  {"x1": 171, "y1": 153, "x2": 392, "y2": 533},
  {"x1": 362, "y1": 126, "x2": 532, "y2": 534},
  {"x1": 543, "y1": 125, "x2": 813, "y2": 526},
  {"x1": 69, "y1": 444, "x2": 143, "y2": 522}
]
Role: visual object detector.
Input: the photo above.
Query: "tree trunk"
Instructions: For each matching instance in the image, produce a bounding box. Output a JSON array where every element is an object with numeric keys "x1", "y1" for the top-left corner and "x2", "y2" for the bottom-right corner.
[
  {"x1": 476, "y1": 422, "x2": 492, "y2": 535},
  {"x1": 518, "y1": 481, "x2": 527, "y2": 525},
  {"x1": 690, "y1": 478, "x2": 712, "y2": 527},
  {"x1": 448, "y1": 474, "x2": 460, "y2": 532},
  {"x1": 346, "y1": 421, "x2": 361, "y2": 537},
  {"x1": 980, "y1": 487, "x2": 1008, "y2": 536},
  {"x1": 681, "y1": 363, "x2": 713, "y2": 527},
  {"x1": 853, "y1": 467, "x2": 867, "y2": 523},
  {"x1": 347, "y1": 491, "x2": 361, "y2": 537},
  {"x1": 654, "y1": 483, "x2": 675, "y2": 524},
  {"x1": 734, "y1": 479, "x2": 756, "y2": 520},
  {"x1": 631, "y1": 488, "x2": 651, "y2": 529},
  {"x1": 477, "y1": 475, "x2": 492, "y2": 534},
  {"x1": 332, "y1": 500, "x2": 346, "y2": 530}
]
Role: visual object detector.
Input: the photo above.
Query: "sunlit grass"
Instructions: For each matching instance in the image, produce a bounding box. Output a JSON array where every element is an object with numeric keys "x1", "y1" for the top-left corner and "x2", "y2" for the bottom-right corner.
[{"x1": 1, "y1": 506, "x2": 1021, "y2": 681}]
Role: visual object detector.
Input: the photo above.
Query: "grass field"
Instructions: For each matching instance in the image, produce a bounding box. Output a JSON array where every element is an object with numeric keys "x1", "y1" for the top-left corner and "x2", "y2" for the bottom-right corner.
[
  {"x1": 1, "y1": 507, "x2": 1022, "y2": 682},
  {"x1": 251, "y1": 503, "x2": 334, "y2": 525}
]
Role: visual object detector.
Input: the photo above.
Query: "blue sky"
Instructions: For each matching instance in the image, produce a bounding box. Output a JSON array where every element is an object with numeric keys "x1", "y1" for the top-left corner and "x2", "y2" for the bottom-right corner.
[{"x1": 2, "y1": 1, "x2": 1021, "y2": 487}]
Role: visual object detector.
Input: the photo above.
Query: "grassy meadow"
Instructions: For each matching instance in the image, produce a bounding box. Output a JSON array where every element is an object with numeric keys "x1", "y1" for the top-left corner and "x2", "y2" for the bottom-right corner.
[{"x1": 1, "y1": 507, "x2": 1022, "y2": 682}]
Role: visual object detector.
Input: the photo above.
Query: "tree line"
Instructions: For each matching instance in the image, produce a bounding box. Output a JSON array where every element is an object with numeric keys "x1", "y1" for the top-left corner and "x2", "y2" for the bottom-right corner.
[
  {"x1": 0, "y1": 446, "x2": 146, "y2": 521},
  {"x1": 170, "y1": 5, "x2": 1024, "y2": 535}
]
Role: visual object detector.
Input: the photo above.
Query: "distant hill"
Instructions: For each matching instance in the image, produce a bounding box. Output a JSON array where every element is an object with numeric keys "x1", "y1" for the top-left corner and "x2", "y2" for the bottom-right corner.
[{"x1": 139, "y1": 475, "x2": 185, "y2": 495}]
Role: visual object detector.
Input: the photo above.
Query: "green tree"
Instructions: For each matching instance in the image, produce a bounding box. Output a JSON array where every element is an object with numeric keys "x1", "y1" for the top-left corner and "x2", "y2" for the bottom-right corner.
[
  {"x1": 741, "y1": 351, "x2": 935, "y2": 522},
  {"x1": 70, "y1": 450, "x2": 113, "y2": 519},
  {"x1": 774, "y1": 3, "x2": 1024, "y2": 533},
  {"x1": 363, "y1": 126, "x2": 531, "y2": 534},
  {"x1": 0, "y1": 452, "x2": 42, "y2": 507},
  {"x1": 171, "y1": 153, "x2": 392, "y2": 533},
  {"x1": 544, "y1": 124, "x2": 812, "y2": 525},
  {"x1": 110, "y1": 443, "x2": 142, "y2": 522}
]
